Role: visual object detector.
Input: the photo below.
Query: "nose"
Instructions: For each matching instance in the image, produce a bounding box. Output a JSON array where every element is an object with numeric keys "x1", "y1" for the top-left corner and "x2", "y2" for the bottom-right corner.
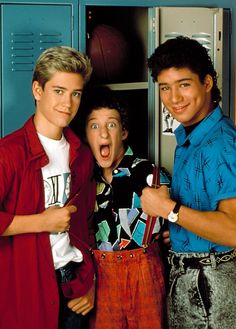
[
  {"x1": 100, "y1": 125, "x2": 109, "y2": 139},
  {"x1": 171, "y1": 86, "x2": 183, "y2": 104},
  {"x1": 62, "y1": 93, "x2": 72, "y2": 110}
]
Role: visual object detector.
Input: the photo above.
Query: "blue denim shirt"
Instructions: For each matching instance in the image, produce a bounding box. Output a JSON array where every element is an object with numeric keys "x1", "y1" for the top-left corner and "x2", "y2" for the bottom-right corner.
[{"x1": 170, "y1": 106, "x2": 236, "y2": 252}]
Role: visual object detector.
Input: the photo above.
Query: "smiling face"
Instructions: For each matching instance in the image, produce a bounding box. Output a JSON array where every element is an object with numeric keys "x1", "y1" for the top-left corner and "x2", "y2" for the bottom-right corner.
[
  {"x1": 32, "y1": 71, "x2": 84, "y2": 139},
  {"x1": 86, "y1": 108, "x2": 128, "y2": 179},
  {"x1": 158, "y1": 67, "x2": 213, "y2": 126}
]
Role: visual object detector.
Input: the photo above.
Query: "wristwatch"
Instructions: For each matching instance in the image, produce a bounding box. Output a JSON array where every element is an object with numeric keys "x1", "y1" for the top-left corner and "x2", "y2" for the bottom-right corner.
[{"x1": 167, "y1": 202, "x2": 181, "y2": 223}]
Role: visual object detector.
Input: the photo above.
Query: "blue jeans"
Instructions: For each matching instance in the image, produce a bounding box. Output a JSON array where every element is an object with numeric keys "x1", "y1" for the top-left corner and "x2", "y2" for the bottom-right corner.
[
  {"x1": 56, "y1": 262, "x2": 82, "y2": 329},
  {"x1": 167, "y1": 249, "x2": 236, "y2": 329}
]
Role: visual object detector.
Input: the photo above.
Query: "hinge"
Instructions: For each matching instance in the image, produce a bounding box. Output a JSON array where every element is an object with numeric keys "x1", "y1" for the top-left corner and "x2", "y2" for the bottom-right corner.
[{"x1": 152, "y1": 17, "x2": 156, "y2": 33}]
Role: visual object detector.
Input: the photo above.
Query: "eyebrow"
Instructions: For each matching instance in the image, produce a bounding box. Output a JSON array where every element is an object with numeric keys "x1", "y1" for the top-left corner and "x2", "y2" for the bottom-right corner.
[
  {"x1": 52, "y1": 85, "x2": 83, "y2": 92},
  {"x1": 87, "y1": 115, "x2": 120, "y2": 121},
  {"x1": 159, "y1": 78, "x2": 193, "y2": 86}
]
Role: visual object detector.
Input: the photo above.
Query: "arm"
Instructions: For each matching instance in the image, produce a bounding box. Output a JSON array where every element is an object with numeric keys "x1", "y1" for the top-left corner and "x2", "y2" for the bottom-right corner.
[
  {"x1": 141, "y1": 185, "x2": 236, "y2": 247},
  {"x1": 1, "y1": 205, "x2": 77, "y2": 236}
]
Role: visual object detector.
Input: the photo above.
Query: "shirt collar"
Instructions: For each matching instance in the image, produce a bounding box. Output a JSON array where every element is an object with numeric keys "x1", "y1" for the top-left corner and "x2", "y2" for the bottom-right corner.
[{"x1": 175, "y1": 106, "x2": 223, "y2": 147}]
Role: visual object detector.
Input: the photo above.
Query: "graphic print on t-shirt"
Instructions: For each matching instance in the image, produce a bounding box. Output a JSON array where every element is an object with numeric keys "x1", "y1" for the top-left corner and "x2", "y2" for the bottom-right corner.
[{"x1": 44, "y1": 172, "x2": 71, "y2": 208}]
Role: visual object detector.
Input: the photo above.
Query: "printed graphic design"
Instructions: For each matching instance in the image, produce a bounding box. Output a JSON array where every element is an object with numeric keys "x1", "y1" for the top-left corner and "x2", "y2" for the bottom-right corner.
[{"x1": 44, "y1": 172, "x2": 71, "y2": 208}]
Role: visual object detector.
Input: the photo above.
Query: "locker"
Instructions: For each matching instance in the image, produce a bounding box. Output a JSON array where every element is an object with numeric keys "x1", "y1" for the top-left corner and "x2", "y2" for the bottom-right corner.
[{"x1": 1, "y1": 3, "x2": 74, "y2": 136}]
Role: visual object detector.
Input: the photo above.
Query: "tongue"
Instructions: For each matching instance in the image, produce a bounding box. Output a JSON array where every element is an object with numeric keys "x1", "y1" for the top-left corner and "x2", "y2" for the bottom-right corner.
[{"x1": 100, "y1": 145, "x2": 110, "y2": 157}]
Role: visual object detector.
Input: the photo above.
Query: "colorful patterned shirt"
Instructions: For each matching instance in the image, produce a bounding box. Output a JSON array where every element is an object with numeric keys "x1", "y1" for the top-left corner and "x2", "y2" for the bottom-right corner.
[
  {"x1": 170, "y1": 106, "x2": 236, "y2": 253},
  {"x1": 94, "y1": 146, "x2": 171, "y2": 251}
]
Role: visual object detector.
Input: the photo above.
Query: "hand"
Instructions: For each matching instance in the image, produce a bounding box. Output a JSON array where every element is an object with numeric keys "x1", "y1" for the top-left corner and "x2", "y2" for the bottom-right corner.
[
  {"x1": 162, "y1": 230, "x2": 170, "y2": 247},
  {"x1": 141, "y1": 185, "x2": 173, "y2": 218},
  {"x1": 41, "y1": 205, "x2": 77, "y2": 233},
  {"x1": 67, "y1": 282, "x2": 95, "y2": 315}
]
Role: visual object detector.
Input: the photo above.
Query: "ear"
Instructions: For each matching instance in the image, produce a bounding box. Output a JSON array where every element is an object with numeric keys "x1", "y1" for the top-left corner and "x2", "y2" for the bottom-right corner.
[
  {"x1": 122, "y1": 129, "x2": 129, "y2": 141},
  {"x1": 32, "y1": 81, "x2": 43, "y2": 101},
  {"x1": 204, "y1": 74, "x2": 213, "y2": 93}
]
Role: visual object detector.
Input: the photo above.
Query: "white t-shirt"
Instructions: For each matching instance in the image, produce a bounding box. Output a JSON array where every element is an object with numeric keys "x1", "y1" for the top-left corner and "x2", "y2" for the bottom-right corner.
[{"x1": 38, "y1": 133, "x2": 83, "y2": 270}]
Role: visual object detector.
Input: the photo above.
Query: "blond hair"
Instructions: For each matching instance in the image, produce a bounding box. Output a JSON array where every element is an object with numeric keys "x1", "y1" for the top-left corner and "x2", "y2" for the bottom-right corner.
[{"x1": 32, "y1": 46, "x2": 92, "y2": 88}]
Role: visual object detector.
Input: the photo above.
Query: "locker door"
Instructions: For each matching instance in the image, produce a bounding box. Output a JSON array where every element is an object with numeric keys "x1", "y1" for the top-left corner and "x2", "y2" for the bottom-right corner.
[
  {"x1": 1, "y1": 4, "x2": 73, "y2": 136},
  {"x1": 153, "y1": 7, "x2": 229, "y2": 173}
]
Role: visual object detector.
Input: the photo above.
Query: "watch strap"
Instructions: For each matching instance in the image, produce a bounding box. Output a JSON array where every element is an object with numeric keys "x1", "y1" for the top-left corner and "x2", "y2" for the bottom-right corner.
[{"x1": 172, "y1": 201, "x2": 181, "y2": 214}]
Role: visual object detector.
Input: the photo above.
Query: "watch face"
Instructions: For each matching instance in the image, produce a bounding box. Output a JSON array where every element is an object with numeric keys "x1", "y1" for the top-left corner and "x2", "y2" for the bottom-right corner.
[{"x1": 168, "y1": 211, "x2": 178, "y2": 223}]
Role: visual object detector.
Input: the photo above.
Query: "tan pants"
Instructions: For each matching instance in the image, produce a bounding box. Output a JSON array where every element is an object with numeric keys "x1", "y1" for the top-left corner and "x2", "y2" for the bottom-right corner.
[{"x1": 89, "y1": 243, "x2": 167, "y2": 329}]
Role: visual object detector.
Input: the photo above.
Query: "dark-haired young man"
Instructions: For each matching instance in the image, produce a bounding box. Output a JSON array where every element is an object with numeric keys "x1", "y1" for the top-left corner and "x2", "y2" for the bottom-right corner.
[
  {"x1": 78, "y1": 87, "x2": 171, "y2": 329},
  {"x1": 141, "y1": 37, "x2": 236, "y2": 329}
]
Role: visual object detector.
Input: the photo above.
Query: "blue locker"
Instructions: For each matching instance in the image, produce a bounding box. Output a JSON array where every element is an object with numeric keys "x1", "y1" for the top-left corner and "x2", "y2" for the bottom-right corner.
[{"x1": 1, "y1": 4, "x2": 73, "y2": 136}]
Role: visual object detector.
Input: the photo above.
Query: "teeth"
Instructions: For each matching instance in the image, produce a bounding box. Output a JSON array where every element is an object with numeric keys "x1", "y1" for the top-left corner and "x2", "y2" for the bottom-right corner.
[{"x1": 175, "y1": 106, "x2": 185, "y2": 110}]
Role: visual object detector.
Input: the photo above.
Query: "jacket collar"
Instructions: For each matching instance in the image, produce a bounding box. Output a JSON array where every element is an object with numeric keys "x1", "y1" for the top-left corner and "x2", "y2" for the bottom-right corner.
[{"x1": 23, "y1": 115, "x2": 81, "y2": 165}]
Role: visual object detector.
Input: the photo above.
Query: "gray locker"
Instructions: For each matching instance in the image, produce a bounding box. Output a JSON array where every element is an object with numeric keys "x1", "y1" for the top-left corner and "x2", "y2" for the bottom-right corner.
[{"x1": 1, "y1": 3, "x2": 73, "y2": 136}]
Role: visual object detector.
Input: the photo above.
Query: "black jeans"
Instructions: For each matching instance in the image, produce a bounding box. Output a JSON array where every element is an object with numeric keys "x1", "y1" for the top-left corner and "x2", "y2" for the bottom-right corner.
[{"x1": 56, "y1": 262, "x2": 82, "y2": 329}]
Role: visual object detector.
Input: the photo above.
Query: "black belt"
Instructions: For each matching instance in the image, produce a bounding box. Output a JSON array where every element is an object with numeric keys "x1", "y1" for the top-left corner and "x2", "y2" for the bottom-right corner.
[
  {"x1": 56, "y1": 261, "x2": 77, "y2": 283},
  {"x1": 168, "y1": 249, "x2": 236, "y2": 268}
]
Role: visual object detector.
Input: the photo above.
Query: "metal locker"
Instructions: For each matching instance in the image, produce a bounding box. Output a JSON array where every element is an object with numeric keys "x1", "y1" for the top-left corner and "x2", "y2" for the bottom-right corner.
[{"x1": 1, "y1": 3, "x2": 73, "y2": 136}]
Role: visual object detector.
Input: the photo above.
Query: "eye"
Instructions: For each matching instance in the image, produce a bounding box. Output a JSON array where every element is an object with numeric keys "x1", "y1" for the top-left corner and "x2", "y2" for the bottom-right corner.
[
  {"x1": 180, "y1": 82, "x2": 190, "y2": 88},
  {"x1": 107, "y1": 122, "x2": 117, "y2": 129},
  {"x1": 159, "y1": 86, "x2": 169, "y2": 92},
  {"x1": 91, "y1": 123, "x2": 99, "y2": 129},
  {"x1": 55, "y1": 89, "x2": 63, "y2": 95},
  {"x1": 72, "y1": 91, "x2": 82, "y2": 97}
]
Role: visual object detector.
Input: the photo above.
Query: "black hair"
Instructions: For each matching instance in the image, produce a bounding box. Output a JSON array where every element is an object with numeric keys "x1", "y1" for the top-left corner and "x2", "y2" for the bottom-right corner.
[
  {"x1": 70, "y1": 85, "x2": 129, "y2": 141},
  {"x1": 148, "y1": 36, "x2": 221, "y2": 107}
]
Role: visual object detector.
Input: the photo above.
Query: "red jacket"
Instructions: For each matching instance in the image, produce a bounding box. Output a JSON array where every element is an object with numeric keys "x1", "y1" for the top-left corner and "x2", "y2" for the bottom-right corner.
[{"x1": 0, "y1": 116, "x2": 96, "y2": 329}]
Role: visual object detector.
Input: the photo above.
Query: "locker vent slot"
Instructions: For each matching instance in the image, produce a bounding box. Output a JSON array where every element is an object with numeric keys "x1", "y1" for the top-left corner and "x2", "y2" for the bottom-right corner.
[
  {"x1": 39, "y1": 32, "x2": 63, "y2": 51},
  {"x1": 10, "y1": 32, "x2": 63, "y2": 71},
  {"x1": 11, "y1": 32, "x2": 34, "y2": 72}
]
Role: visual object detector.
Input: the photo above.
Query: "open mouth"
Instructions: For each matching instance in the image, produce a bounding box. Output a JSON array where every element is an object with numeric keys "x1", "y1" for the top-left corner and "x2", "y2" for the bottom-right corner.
[{"x1": 100, "y1": 144, "x2": 110, "y2": 158}]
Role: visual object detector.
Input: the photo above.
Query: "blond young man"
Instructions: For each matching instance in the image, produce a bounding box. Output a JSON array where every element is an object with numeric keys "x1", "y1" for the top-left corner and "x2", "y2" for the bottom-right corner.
[{"x1": 0, "y1": 46, "x2": 96, "y2": 329}]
